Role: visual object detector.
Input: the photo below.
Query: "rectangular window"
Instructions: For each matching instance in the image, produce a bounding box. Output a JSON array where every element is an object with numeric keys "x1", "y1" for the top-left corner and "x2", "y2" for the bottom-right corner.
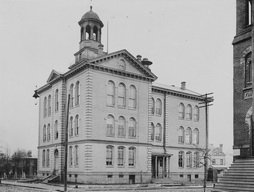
[
  {"x1": 118, "y1": 147, "x2": 124, "y2": 166},
  {"x1": 128, "y1": 148, "x2": 135, "y2": 166},
  {"x1": 220, "y1": 159, "x2": 223, "y2": 165}
]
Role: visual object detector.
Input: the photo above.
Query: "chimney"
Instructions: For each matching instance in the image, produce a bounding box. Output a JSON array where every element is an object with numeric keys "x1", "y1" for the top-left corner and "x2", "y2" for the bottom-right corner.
[
  {"x1": 220, "y1": 144, "x2": 223, "y2": 151},
  {"x1": 98, "y1": 44, "x2": 104, "y2": 55},
  {"x1": 136, "y1": 55, "x2": 142, "y2": 62},
  {"x1": 181, "y1": 81, "x2": 186, "y2": 90}
]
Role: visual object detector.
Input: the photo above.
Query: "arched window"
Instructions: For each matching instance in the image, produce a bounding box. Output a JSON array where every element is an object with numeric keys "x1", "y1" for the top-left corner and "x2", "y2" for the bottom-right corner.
[
  {"x1": 48, "y1": 95, "x2": 51, "y2": 116},
  {"x1": 186, "y1": 104, "x2": 192, "y2": 120},
  {"x1": 156, "y1": 99, "x2": 162, "y2": 115},
  {"x1": 118, "y1": 116, "x2": 125, "y2": 137},
  {"x1": 106, "y1": 145, "x2": 114, "y2": 166},
  {"x1": 128, "y1": 147, "x2": 135, "y2": 166},
  {"x1": 248, "y1": 0, "x2": 252, "y2": 25},
  {"x1": 106, "y1": 115, "x2": 114, "y2": 136},
  {"x1": 47, "y1": 124, "x2": 50, "y2": 141},
  {"x1": 186, "y1": 151, "x2": 192, "y2": 168},
  {"x1": 178, "y1": 126, "x2": 184, "y2": 144},
  {"x1": 75, "y1": 115, "x2": 79, "y2": 136},
  {"x1": 75, "y1": 145, "x2": 79, "y2": 166},
  {"x1": 155, "y1": 123, "x2": 162, "y2": 141},
  {"x1": 85, "y1": 25, "x2": 91, "y2": 40},
  {"x1": 107, "y1": 81, "x2": 115, "y2": 106},
  {"x1": 70, "y1": 84, "x2": 74, "y2": 108},
  {"x1": 193, "y1": 128, "x2": 199, "y2": 145},
  {"x1": 128, "y1": 117, "x2": 136, "y2": 138},
  {"x1": 151, "y1": 98, "x2": 155, "y2": 115},
  {"x1": 80, "y1": 26, "x2": 84, "y2": 41},
  {"x1": 69, "y1": 116, "x2": 73, "y2": 137},
  {"x1": 118, "y1": 83, "x2": 126, "y2": 107},
  {"x1": 75, "y1": 81, "x2": 80, "y2": 106},
  {"x1": 129, "y1": 85, "x2": 137, "y2": 109},
  {"x1": 93, "y1": 26, "x2": 98, "y2": 41},
  {"x1": 69, "y1": 146, "x2": 73, "y2": 166},
  {"x1": 55, "y1": 89, "x2": 59, "y2": 112},
  {"x1": 43, "y1": 125, "x2": 46, "y2": 142},
  {"x1": 42, "y1": 149, "x2": 46, "y2": 167},
  {"x1": 151, "y1": 123, "x2": 155, "y2": 141},
  {"x1": 179, "y1": 103, "x2": 185, "y2": 119},
  {"x1": 185, "y1": 127, "x2": 192, "y2": 144},
  {"x1": 46, "y1": 149, "x2": 50, "y2": 167},
  {"x1": 194, "y1": 105, "x2": 199, "y2": 121},
  {"x1": 178, "y1": 151, "x2": 184, "y2": 168},
  {"x1": 245, "y1": 53, "x2": 252, "y2": 87},
  {"x1": 118, "y1": 146, "x2": 125, "y2": 166},
  {"x1": 193, "y1": 152, "x2": 200, "y2": 168},
  {"x1": 44, "y1": 97, "x2": 47, "y2": 117},
  {"x1": 54, "y1": 120, "x2": 58, "y2": 140}
]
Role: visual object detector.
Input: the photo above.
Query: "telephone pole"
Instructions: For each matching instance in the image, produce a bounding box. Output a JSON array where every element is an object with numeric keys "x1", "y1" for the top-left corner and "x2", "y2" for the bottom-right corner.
[{"x1": 199, "y1": 93, "x2": 214, "y2": 192}]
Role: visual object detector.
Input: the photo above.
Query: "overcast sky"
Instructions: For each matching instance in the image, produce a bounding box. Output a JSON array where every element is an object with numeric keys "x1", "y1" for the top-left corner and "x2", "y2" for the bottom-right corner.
[{"x1": 0, "y1": 0, "x2": 235, "y2": 157}]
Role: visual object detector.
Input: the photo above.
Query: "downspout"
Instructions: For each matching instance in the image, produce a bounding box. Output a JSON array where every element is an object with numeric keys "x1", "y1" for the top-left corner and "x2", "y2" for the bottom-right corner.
[{"x1": 163, "y1": 92, "x2": 167, "y2": 154}]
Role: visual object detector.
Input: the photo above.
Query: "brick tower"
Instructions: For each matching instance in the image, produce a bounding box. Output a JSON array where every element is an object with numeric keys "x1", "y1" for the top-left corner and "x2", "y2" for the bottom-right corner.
[{"x1": 233, "y1": 0, "x2": 254, "y2": 158}]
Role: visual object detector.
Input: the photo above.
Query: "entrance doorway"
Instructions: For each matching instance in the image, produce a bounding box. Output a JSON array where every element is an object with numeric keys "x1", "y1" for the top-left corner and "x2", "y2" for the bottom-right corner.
[
  {"x1": 152, "y1": 155, "x2": 170, "y2": 178},
  {"x1": 53, "y1": 149, "x2": 59, "y2": 175}
]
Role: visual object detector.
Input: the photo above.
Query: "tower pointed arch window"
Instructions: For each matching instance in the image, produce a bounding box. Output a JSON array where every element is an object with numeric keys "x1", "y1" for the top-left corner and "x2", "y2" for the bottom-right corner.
[
  {"x1": 151, "y1": 98, "x2": 155, "y2": 115},
  {"x1": 54, "y1": 120, "x2": 58, "y2": 140},
  {"x1": 48, "y1": 95, "x2": 51, "y2": 116},
  {"x1": 129, "y1": 85, "x2": 136, "y2": 109},
  {"x1": 85, "y1": 25, "x2": 91, "y2": 40},
  {"x1": 156, "y1": 99, "x2": 162, "y2": 115},
  {"x1": 69, "y1": 116, "x2": 73, "y2": 137},
  {"x1": 151, "y1": 123, "x2": 155, "y2": 141},
  {"x1": 75, "y1": 115, "x2": 79, "y2": 136},
  {"x1": 194, "y1": 105, "x2": 199, "y2": 121},
  {"x1": 186, "y1": 104, "x2": 192, "y2": 120},
  {"x1": 47, "y1": 124, "x2": 50, "y2": 141},
  {"x1": 43, "y1": 125, "x2": 46, "y2": 142},
  {"x1": 245, "y1": 53, "x2": 252, "y2": 87},
  {"x1": 44, "y1": 97, "x2": 47, "y2": 117},
  {"x1": 55, "y1": 89, "x2": 59, "y2": 112}
]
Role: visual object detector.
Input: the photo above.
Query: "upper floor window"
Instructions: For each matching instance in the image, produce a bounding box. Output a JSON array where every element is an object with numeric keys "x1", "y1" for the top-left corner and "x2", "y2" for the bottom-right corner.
[
  {"x1": 44, "y1": 97, "x2": 47, "y2": 117},
  {"x1": 155, "y1": 123, "x2": 162, "y2": 141},
  {"x1": 185, "y1": 127, "x2": 192, "y2": 144},
  {"x1": 118, "y1": 83, "x2": 126, "y2": 107},
  {"x1": 245, "y1": 53, "x2": 252, "y2": 87},
  {"x1": 47, "y1": 124, "x2": 50, "y2": 141},
  {"x1": 128, "y1": 117, "x2": 136, "y2": 138},
  {"x1": 42, "y1": 149, "x2": 45, "y2": 167},
  {"x1": 220, "y1": 159, "x2": 224, "y2": 165},
  {"x1": 46, "y1": 149, "x2": 50, "y2": 167},
  {"x1": 128, "y1": 147, "x2": 135, "y2": 167},
  {"x1": 106, "y1": 115, "x2": 114, "y2": 136},
  {"x1": 69, "y1": 116, "x2": 73, "y2": 137},
  {"x1": 178, "y1": 126, "x2": 184, "y2": 144},
  {"x1": 151, "y1": 123, "x2": 155, "y2": 141},
  {"x1": 75, "y1": 115, "x2": 79, "y2": 136},
  {"x1": 118, "y1": 116, "x2": 126, "y2": 137},
  {"x1": 186, "y1": 151, "x2": 192, "y2": 168},
  {"x1": 118, "y1": 146, "x2": 125, "y2": 166},
  {"x1": 107, "y1": 81, "x2": 115, "y2": 106},
  {"x1": 193, "y1": 128, "x2": 199, "y2": 145},
  {"x1": 178, "y1": 151, "x2": 184, "y2": 168},
  {"x1": 156, "y1": 99, "x2": 162, "y2": 115},
  {"x1": 48, "y1": 95, "x2": 51, "y2": 116},
  {"x1": 54, "y1": 120, "x2": 58, "y2": 140},
  {"x1": 70, "y1": 84, "x2": 74, "y2": 108},
  {"x1": 151, "y1": 98, "x2": 155, "y2": 115},
  {"x1": 74, "y1": 145, "x2": 79, "y2": 166},
  {"x1": 179, "y1": 103, "x2": 185, "y2": 119},
  {"x1": 193, "y1": 152, "x2": 200, "y2": 168},
  {"x1": 129, "y1": 85, "x2": 136, "y2": 109},
  {"x1": 212, "y1": 159, "x2": 216, "y2": 165},
  {"x1": 186, "y1": 104, "x2": 192, "y2": 120},
  {"x1": 106, "y1": 145, "x2": 114, "y2": 166},
  {"x1": 75, "y1": 81, "x2": 80, "y2": 106},
  {"x1": 69, "y1": 146, "x2": 73, "y2": 166},
  {"x1": 43, "y1": 125, "x2": 46, "y2": 142},
  {"x1": 55, "y1": 89, "x2": 59, "y2": 112},
  {"x1": 194, "y1": 105, "x2": 199, "y2": 121}
]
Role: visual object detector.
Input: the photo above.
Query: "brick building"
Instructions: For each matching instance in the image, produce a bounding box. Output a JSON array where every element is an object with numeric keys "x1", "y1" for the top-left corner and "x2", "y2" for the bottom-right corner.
[{"x1": 36, "y1": 6, "x2": 209, "y2": 184}]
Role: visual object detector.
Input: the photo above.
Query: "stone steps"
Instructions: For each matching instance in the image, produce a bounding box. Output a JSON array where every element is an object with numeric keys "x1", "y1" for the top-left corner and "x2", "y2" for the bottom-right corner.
[{"x1": 213, "y1": 158, "x2": 254, "y2": 192}]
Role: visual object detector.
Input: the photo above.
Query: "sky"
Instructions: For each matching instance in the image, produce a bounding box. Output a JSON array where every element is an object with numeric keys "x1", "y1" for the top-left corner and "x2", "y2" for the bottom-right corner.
[{"x1": 0, "y1": 0, "x2": 235, "y2": 157}]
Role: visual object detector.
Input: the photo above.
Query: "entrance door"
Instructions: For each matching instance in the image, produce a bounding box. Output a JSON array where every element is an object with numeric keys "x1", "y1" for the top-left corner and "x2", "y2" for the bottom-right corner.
[{"x1": 54, "y1": 149, "x2": 59, "y2": 175}]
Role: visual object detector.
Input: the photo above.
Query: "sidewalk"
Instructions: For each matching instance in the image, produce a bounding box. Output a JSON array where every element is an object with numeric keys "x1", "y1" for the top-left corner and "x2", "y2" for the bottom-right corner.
[{"x1": 1, "y1": 180, "x2": 214, "y2": 192}]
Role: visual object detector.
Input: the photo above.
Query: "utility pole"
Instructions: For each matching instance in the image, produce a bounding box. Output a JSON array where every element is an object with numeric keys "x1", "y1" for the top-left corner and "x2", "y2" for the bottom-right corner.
[
  {"x1": 64, "y1": 94, "x2": 70, "y2": 192},
  {"x1": 199, "y1": 93, "x2": 214, "y2": 192},
  {"x1": 251, "y1": 0, "x2": 254, "y2": 157}
]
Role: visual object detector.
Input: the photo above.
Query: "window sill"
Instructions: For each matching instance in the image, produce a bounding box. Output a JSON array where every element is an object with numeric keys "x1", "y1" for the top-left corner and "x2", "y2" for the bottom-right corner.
[
  {"x1": 106, "y1": 165, "x2": 114, "y2": 168},
  {"x1": 118, "y1": 105, "x2": 126, "y2": 109},
  {"x1": 117, "y1": 136, "x2": 126, "y2": 138},
  {"x1": 128, "y1": 136, "x2": 136, "y2": 139},
  {"x1": 107, "y1": 104, "x2": 115, "y2": 108}
]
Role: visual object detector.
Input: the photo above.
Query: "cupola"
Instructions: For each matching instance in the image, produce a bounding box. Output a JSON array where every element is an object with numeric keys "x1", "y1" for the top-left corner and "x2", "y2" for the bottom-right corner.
[{"x1": 74, "y1": 6, "x2": 105, "y2": 63}]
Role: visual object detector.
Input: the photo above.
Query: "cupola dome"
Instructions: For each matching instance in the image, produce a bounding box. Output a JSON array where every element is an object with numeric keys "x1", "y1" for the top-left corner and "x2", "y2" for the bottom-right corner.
[{"x1": 79, "y1": 6, "x2": 104, "y2": 27}]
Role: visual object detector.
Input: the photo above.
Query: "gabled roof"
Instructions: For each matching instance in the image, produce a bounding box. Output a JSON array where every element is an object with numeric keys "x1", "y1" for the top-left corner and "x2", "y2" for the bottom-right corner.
[{"x1": 46, "y1": 70, "x2": 62, "y2": 84}]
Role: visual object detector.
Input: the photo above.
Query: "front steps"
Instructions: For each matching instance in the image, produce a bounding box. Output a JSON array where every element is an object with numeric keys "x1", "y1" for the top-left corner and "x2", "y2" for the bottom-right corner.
[{"x1": 213, "y1": 158, "x2": 254, "y2": 191}]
